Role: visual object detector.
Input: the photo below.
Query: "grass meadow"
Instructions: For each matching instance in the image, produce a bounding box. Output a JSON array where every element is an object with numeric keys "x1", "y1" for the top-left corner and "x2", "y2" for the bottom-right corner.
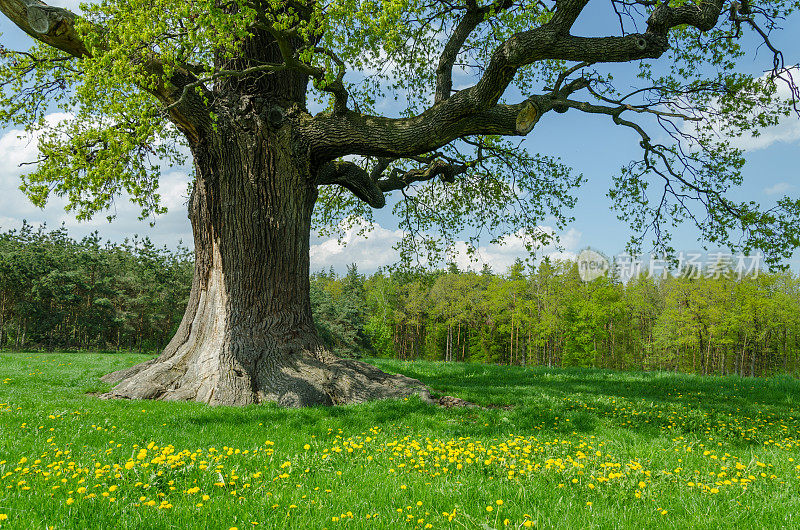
[{"x1": 0, "y1": 353, "x2": 798, "y2": 529}]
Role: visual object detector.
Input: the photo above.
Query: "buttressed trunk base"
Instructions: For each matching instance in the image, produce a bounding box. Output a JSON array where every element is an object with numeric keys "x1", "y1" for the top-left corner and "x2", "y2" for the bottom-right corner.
[{"x1": 101, "y1": 120, "x2": 431, "y2": 407}]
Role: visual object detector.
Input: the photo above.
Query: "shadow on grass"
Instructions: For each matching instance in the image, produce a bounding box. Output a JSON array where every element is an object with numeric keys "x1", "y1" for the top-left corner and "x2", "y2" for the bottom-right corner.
[
  {"x1": 6, "y1": 352, "x2": 796, "y2": 444},
  {"x1": 150, "y1": 358, "x2": 800, "y2": 444},
  {"x1": 365, "y1": 358, "x2": 800, "y2": 443},
  {"x1": 379, "y1": 360, "x2": 798, "y2": 408}
]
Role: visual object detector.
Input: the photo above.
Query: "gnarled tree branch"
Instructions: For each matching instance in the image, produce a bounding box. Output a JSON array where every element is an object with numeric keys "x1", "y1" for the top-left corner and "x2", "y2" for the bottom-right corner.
[
  {"x1": 435, "y1": 0, "x2": 515, "y2": 103},
  {"x1": 0, "y1": 0, "x2": 87, "y2": 57},
  {"x1": 303, "y1": 0, "x2": 729, "y2": 165},
  {"x1": 377, "y1": 158, "x2": 470, "y2": 192},
  {"x1": 317, "y1": 160, "x2": 386, "y2": 208},
  {"x1": 317, "y1": 155, "x2": 473, "y2": 207},
  {"x1": 0, "y1": 0, "x2": 210, "y2": 140}
]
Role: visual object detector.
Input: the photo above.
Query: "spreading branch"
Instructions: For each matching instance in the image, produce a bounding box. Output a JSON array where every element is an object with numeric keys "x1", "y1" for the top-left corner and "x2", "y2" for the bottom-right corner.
[
  {"x1": 302, "y1": 0, "x2": 730, "y2": 163},
  {"x1": 317, "y1": 155, "x2": 472, "y2": 208},
  {"x1": 0, "y1": 0, "x2": 87, "y2": 57},
  {"x1": 434, "y1": 0, "x2": 515, "y2": 103},
  {"x1": 0, "y1": 0, "x2": 212, "y2": 140}
]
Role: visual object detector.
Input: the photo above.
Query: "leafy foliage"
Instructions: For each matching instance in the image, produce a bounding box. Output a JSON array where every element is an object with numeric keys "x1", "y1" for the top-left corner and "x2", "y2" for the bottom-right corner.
[
  {"x1": 1, "y1": 0, "x2": 798, "y2": 266},
  {"x1": 2, "y1": 223, "x2": 800, "y2": 376},
  {"x1": 0, "y1": 222, "x2": 191, "y2": 352},
  {"x1": 312, "y1": 259, "x2": 800, "y2": 376}
]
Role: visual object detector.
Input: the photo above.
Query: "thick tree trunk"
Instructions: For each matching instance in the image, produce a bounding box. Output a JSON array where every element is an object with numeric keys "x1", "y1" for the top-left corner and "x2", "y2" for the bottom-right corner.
[{"x1": 102, "y1": 120, "x2": 430, "y2": 407}]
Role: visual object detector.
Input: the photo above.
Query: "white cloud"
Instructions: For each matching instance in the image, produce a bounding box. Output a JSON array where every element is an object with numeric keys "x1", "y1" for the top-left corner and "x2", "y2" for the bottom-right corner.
[
  {"x1": 764, "y1": 182, "x2": 796, "y2": 195},
  {"x1": 0, "y1": 115, "x2": 192, "y2": 248},
  {"x1": 446, "y1": 227, "x2": 582, "y2": 273},
  {"x1": 0, "y1": 113, "x2": 72, "y2": 178},
  {"x1": 730, "y1": 116, "x2": 800, "y2": 151},
  {"x1": 0, "y1": 129, "x2": 36, "y2": 177},
  {"x1": 310, "y1": 219, "x2": 404, "y2": 272},
  {"x1": 158, "y1": 171, "x2": 192, "y2": 210},
  {"x1": 49, "y1": 1, "x2": 85, "y2": 12},
  {"x1": 310, "y1": 220, "x2": 582, "y2": 274},
  {"x1": 683, "y1": 73, "x2": 800, "y2": 152}
]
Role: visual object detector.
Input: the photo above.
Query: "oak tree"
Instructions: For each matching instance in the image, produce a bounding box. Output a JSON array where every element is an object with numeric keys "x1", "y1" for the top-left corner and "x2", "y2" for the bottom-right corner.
[{"x1": 0, "y1": 0, "x2": 797, "y2": 405}]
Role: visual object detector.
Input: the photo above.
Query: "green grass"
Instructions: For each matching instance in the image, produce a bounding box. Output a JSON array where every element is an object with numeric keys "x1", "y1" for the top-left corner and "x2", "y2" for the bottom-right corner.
[{"x1": 0, "y1": 353, "x2": 798, "y2": 529}]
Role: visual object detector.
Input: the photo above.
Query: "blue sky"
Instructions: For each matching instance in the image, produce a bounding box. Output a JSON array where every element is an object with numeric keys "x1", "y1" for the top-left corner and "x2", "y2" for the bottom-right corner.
[{"x1": 1, "y1": 1, "x2": 799, "y2": 273}]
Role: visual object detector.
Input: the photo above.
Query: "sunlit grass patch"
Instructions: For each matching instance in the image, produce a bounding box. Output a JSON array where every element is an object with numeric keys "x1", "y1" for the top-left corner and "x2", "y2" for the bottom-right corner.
[{"x1": 0, "y1": 353, "x2": 798, "y2": 528}]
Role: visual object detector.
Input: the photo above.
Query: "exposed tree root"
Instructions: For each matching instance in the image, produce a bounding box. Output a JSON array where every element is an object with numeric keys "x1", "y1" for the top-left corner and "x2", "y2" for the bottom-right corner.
[{"x1": 100, "y1": 347, "x2": 433, "y2": 408}]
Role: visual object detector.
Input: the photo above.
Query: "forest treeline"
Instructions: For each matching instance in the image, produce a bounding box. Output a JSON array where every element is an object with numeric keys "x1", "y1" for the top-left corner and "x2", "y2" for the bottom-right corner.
[
  {"x1": 315, "y1": 260, "x2": 800, "y2": 377},
  {"x1": 1, "y1": 224, "x2": 799, "y2": 377},
  {"x1": 0, "y1": 223, "x2": 192, "y2": 353}
]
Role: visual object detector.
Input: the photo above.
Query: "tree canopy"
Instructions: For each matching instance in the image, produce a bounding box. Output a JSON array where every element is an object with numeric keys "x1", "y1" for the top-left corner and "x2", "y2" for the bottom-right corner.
[{"x1": 1, "y1": 0, "x2": 798, "y2": 266}]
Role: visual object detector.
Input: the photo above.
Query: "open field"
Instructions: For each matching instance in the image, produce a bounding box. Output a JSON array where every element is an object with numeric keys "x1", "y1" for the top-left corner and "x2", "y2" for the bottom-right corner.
[{"x1": 0, "y1": 353, "x2": 798, "y2": 529}]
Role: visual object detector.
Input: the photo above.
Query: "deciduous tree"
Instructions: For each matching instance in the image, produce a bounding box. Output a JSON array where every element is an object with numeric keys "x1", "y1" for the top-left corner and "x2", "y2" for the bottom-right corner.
[{"x1": 1, "y1": 0, "x2": 797, "y2": 405}]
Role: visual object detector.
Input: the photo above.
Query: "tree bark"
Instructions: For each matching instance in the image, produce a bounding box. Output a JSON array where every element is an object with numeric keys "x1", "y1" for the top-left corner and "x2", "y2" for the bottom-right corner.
[
  {"x1": 446, "y1": 324, "x2": 453, "y2": 362},
  {"x1": 102, "y1": 119, "x2": 431, "y2": 407}
]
